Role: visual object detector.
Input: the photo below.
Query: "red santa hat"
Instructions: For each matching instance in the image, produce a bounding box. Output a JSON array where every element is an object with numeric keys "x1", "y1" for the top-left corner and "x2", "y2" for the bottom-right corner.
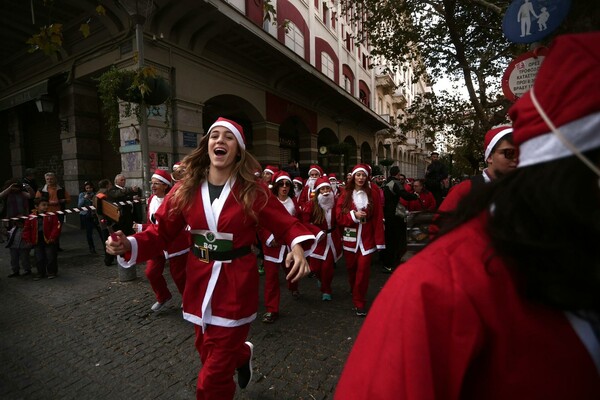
[
  {"x1": 172, "y1": 161, "x2": 182, "y2": 171},
  {"x1": 328, "y1": 174, "x2": 338, "y2": 182},
  {"x1": 313, "y1": 176, "x2": 331, "y2": 191},
  {"x1": 351, "y1": 164, "x2": 370, "y2": 177},
  {"x1": 207, "y1": 117, "x2": 246, "y2": 150},
  {"x1": 484, "y1": 125, "x2": 513, "y2": 160},
  {"x1": 293, "y1": 176, "x2": 304, "y2": 186},
  {"x1": 273, "y1": 171, "x2": 291, "y2": 184},
  {"x1": 307, "y1": 164, "x2": 324, "y2": 177},
  {"x1": 509, "y1": 32, "x2": 600, "y2": 169},
  {"x1": 152, "y1": 169, "x2": 172, "y2": 187},
  {"x1": 263, "y1": 165, "x2": 279, "y2": 175}
]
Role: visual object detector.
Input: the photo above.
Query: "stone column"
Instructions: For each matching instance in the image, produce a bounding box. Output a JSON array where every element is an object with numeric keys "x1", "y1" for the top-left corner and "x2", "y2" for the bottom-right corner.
[
  {"x1": 58, "y1": 81, "x2": 103, "y2": 202},
  {"x1": 251, "y1": 120, "x2": 280, "y2": 165}
]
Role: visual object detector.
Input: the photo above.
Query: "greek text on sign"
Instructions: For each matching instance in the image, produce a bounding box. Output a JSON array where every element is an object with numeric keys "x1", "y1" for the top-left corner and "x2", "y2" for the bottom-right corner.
[{"x1": 501, "y1": 48, "x2": 548, "y2": 102}]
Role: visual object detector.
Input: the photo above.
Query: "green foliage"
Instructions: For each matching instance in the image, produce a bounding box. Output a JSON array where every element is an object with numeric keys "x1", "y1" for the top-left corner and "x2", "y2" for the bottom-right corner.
[
  {"x1": 26, "y1": 1, "x2": 106, "y2": 56},
  {"x1": 379, "y1": 158, "x2": 394, "y2": 167},
  {"x1": 348, "y1": 0, "x2": 520, "y2": 163},
  {"x1": 96, "y1": 66, "x2": 171, "y2": 149}
]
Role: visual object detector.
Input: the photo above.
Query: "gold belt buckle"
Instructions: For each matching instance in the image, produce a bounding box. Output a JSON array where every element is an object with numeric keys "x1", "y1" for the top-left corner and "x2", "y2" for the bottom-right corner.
[{"x1": 195, "y1": 244, "x2": 210, "y2": 263}]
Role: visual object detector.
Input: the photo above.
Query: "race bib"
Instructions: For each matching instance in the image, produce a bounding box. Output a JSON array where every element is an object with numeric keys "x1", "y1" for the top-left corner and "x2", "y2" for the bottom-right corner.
[
  {"x1": 342, "y1": 227, "x2": 357, "y2": 242},
  {"x1": 190, "y1": 230, "x2": 233, "y2": 252}
]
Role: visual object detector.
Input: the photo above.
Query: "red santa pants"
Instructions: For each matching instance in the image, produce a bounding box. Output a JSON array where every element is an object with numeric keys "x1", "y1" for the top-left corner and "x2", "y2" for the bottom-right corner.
[
  {"x1": 145, "y1": 254, "x2": 187, "y2": 303},
  {"x1": 343, "y1": 250, "x2": 373, "y2": 309},
  {"x1": 264, "y1": 259, "x2": 298, "y2": 313},
  {"x1": 194, "y1": 323, "x2": 251, "y2": 400},
  {"x1": 309, "y1": 253, "x2": 335, "y2": 295}
]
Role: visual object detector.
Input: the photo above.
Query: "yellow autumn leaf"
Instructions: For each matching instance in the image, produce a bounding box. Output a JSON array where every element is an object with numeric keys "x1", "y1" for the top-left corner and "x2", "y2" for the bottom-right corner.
[
  {"x1": 80, "y1": 23, "x2": 91, "y2": 38},
  {"x1": 96, "y1": 5, "x2": 106, "y2": 16}
]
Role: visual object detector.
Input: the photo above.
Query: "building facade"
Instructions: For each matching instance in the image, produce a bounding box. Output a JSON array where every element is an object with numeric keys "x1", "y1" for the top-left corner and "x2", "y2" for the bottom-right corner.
[{"x1": 0, "y1": 0, "x2": 430, "y2": 197}]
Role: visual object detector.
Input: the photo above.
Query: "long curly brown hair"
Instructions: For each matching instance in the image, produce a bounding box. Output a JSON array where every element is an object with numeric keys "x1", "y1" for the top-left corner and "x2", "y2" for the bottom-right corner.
[
  {"x1": 341, "y1": 177, "x2": 373, "y2": 214},
  {"x1": 169, "y1": 134, "x2": 269, "y2": 222}
]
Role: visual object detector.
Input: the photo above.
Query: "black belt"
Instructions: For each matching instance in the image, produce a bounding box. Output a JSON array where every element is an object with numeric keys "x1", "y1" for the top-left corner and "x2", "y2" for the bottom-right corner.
[
  {"x1": 325, "y1": 228, "x2": 335, "y2": 233},
  {"x1": 191, "y1": 244, "x2": 251, "y2": 263}
]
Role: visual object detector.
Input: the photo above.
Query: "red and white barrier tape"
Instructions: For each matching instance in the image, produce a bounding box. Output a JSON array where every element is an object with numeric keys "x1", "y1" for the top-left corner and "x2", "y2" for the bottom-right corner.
[{"x1": 0, "y1": 199, "x2": 146, "y2": 223}]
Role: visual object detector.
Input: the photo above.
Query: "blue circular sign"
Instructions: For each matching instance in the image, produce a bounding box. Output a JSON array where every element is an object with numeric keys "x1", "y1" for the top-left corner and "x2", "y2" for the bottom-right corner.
[{"x1": 503, "y1": 0, "x2": 571, "y2": 44}]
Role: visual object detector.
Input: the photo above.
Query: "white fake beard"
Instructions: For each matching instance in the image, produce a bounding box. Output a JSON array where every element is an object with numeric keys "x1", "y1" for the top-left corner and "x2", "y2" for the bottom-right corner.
[
  {"x1": 352, "y1": 189, "x2": 369, "y2": 211},
  {"x1": 330, "y1": 182, "x2": 338, "y2": 192},
  {"x1": 280, "y1": 197, "x2": 296, "y2": 216},
  {"x1": 307, "y1": 177, "x2": 317, "y2": 190},
  {"x1": 318, "y1": 192, "x2": 335, "y2": 210}
]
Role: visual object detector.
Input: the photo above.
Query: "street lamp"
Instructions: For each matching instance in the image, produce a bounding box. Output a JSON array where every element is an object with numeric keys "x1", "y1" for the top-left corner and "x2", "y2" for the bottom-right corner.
[{"x1": 117, "y1": 0, "x2": 156, "y2": 198}]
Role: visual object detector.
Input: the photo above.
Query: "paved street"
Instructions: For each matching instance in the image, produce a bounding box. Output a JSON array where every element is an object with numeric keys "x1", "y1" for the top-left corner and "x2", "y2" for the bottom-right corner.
[{"x1": 0, "y1": 220, "x2": 398, "y2": 400}]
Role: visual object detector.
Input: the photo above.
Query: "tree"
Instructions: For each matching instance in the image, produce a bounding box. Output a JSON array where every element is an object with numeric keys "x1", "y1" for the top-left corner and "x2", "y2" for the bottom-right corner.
[
  {"x1": 349, "y1": 1, "x2": 599, "y2": 170},
  {"x1": 347, "y1": 0, "x2": 519, "y2": 168}
]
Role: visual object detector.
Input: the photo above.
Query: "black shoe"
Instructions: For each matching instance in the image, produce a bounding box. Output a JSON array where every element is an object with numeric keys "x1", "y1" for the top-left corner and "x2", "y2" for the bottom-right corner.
[
  {"x1": 7, "y1": 272, "x2": 19, "y2": 278},
  {"x1": 237, "y1": 342, "x2": 254, "y2": 389},
  {"x1": 22, "y1": 271, "x2": 32, "y2": 276},
  {"x1": 354, "y1": 307, "x2": 367, "y2": 317},
  {"x1": 104, "y1": 255, "x2": 114, "y2": 266},
  {"x1": 261, "y1": 312, "x2": 279, "y2": 323}
]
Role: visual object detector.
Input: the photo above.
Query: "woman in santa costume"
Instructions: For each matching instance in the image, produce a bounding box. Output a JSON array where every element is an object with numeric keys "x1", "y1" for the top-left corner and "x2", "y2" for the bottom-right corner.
[
  {"x1": 258, "y1": 171, "x2": 302, "y2": 323},
  {"x1": 106, "y1": 117, "x2": 315, "y2": 399},
  {"x1": 301, "y1": 176, "x2": 342, "y2": 301},
  {"x1": 132, "y1": 169, "x2": 189, "y2": 312},
  {"x1": 336, "y1": 32, "x2": 600, "y2": 399},
  {"x1": 335, "y1": 164, "x2": 385, "y2": 316}
]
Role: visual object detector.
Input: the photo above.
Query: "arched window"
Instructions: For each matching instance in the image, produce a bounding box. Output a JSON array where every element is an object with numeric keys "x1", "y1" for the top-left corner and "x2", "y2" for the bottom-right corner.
[
  {"x1": 321, "y1": 52, "x2": 335, "y2": 80},
  {"x1": 285, "y1": 22, "x2": 304, "y2": 57}
]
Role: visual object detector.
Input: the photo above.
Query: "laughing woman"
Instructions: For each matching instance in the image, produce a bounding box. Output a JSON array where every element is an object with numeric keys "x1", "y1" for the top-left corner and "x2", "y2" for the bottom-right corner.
[{"x1": 106, "y1": 117, "x2": 315, "y2": 400}]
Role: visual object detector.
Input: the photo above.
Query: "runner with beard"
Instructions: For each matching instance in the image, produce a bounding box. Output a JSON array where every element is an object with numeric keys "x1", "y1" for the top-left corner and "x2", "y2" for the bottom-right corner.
[
  {"x1": 328, "y1": 173, "x2": 341, "y2": 199},
  {"x1": 298, "y1": 164, "x2": 324, "y2": 211},
  {"x1": 335, "y1": 164, "x2": 385, "y2": 316},
  {"x1": 292, "y1": 176, "x2": 304, "y2": 201},
  {"x1": 301, "y1": 176, "x2": 343, "y2": 301}
]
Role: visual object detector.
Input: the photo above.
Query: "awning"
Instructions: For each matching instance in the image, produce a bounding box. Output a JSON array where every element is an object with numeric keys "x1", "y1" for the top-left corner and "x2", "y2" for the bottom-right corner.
[{"x1": 0, "y1": 80, "x2": 48, "y2": 111}]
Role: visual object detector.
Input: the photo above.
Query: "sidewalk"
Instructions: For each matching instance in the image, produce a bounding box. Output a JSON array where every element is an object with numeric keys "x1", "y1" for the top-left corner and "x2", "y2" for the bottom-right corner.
[{"x1": 0, "y1": 221, "x2": 401, "y2": 399}]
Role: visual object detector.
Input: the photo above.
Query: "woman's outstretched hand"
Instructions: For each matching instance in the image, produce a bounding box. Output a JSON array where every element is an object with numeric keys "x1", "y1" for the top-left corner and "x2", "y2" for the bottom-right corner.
[
  {"x1": 285, "y1": 244, "x2": 311, "y2": 283},
  {"x1": 105, "y1": 231, "x2": 131, "y2": 255}
]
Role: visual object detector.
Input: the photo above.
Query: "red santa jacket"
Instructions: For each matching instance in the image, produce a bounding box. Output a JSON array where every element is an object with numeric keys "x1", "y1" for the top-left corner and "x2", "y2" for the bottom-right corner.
[
  {"x1": 120, "y1": 179, "x2": 316, "y2": 331},
  {"x1": 139, "y1": 194, "x2": 190, "y2": 258},
  {"x1": 401, "y1": 189, "x2": 437, "y2": 211},
  {"x1": 257, "y1": 196, "x2": 299, "y2": 263},
  {"x1": 336, "y1": 212, "x2": 600, "y2": 399},
  {"x1": 22, "y1": 212, "x2": 61, "y2": 245},
  {"x1": 301, "y1": 200, "x2": 342, "y2": 261},
  {"x1": 335, "y1": 187, "x2": 385, "y2": 255}
]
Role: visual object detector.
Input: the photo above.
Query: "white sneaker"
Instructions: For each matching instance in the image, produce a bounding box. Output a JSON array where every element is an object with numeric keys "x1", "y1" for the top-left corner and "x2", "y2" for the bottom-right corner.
[{"x1": 151, "y1": 297, "x2": 171, "y2": 312}]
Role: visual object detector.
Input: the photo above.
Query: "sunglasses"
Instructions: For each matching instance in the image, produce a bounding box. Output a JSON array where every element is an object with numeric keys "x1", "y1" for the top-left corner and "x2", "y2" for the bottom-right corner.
[
  {"x1": 279, "y1": 181, "x2": 291, "y2": 187},
  {"x1": 497, "y1": 148, "x2": 519, "y2": 160}
]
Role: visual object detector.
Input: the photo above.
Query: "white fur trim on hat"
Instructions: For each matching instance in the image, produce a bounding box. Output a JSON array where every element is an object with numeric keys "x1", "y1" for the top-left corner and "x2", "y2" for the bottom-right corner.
[
  {"x1": 275, "y1": 174, "x2": 292, "y2": 183},
  {"x1": 518, "y1": 111, "x2": 600, "y2": 168},
  {"x1": 352, "y1": 167, "x2": 368, "y2": 176},
  {"x1": 152, "y1": 172, "x2": 172, "y2": 187},
  {"x1": 207, "y1": 120, "x2": 245, "y2": 150},
  {"x1": 314, "y1": 181, "x2": 331, "y2": 191},
  {"x1": 485, "y1": 128, "x2": 513, "y2": 160}
]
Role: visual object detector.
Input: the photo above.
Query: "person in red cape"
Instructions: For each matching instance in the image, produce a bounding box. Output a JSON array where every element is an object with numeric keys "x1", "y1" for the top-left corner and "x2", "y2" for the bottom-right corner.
[
  {"x1": 106, "y1": 117, "x2": 316, "y2": 400},
  {"x1": 132, "y1": 169, "x2": 189, "y2": 312},
  {"x1": 298, "y1": 164, "x2": 323, "y2": 210},
  {"x1": 335, "y1": 164, "x2": 385, "y2": 316},
  {"x1": 335, "y1": 32, "x2": 600, "y2": 399},
  {"x1": 301, "y1": 176, "x2": 343, "y2": 301},
  {"x1": 258, "y1": 171, "x2": 303, "y2": 323}
]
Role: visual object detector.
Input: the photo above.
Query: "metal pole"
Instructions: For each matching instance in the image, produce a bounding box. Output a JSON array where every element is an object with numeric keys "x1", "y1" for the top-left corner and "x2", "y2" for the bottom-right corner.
[{"x1": 136, "y1": 20, "x2": 151, "y2": 199}]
